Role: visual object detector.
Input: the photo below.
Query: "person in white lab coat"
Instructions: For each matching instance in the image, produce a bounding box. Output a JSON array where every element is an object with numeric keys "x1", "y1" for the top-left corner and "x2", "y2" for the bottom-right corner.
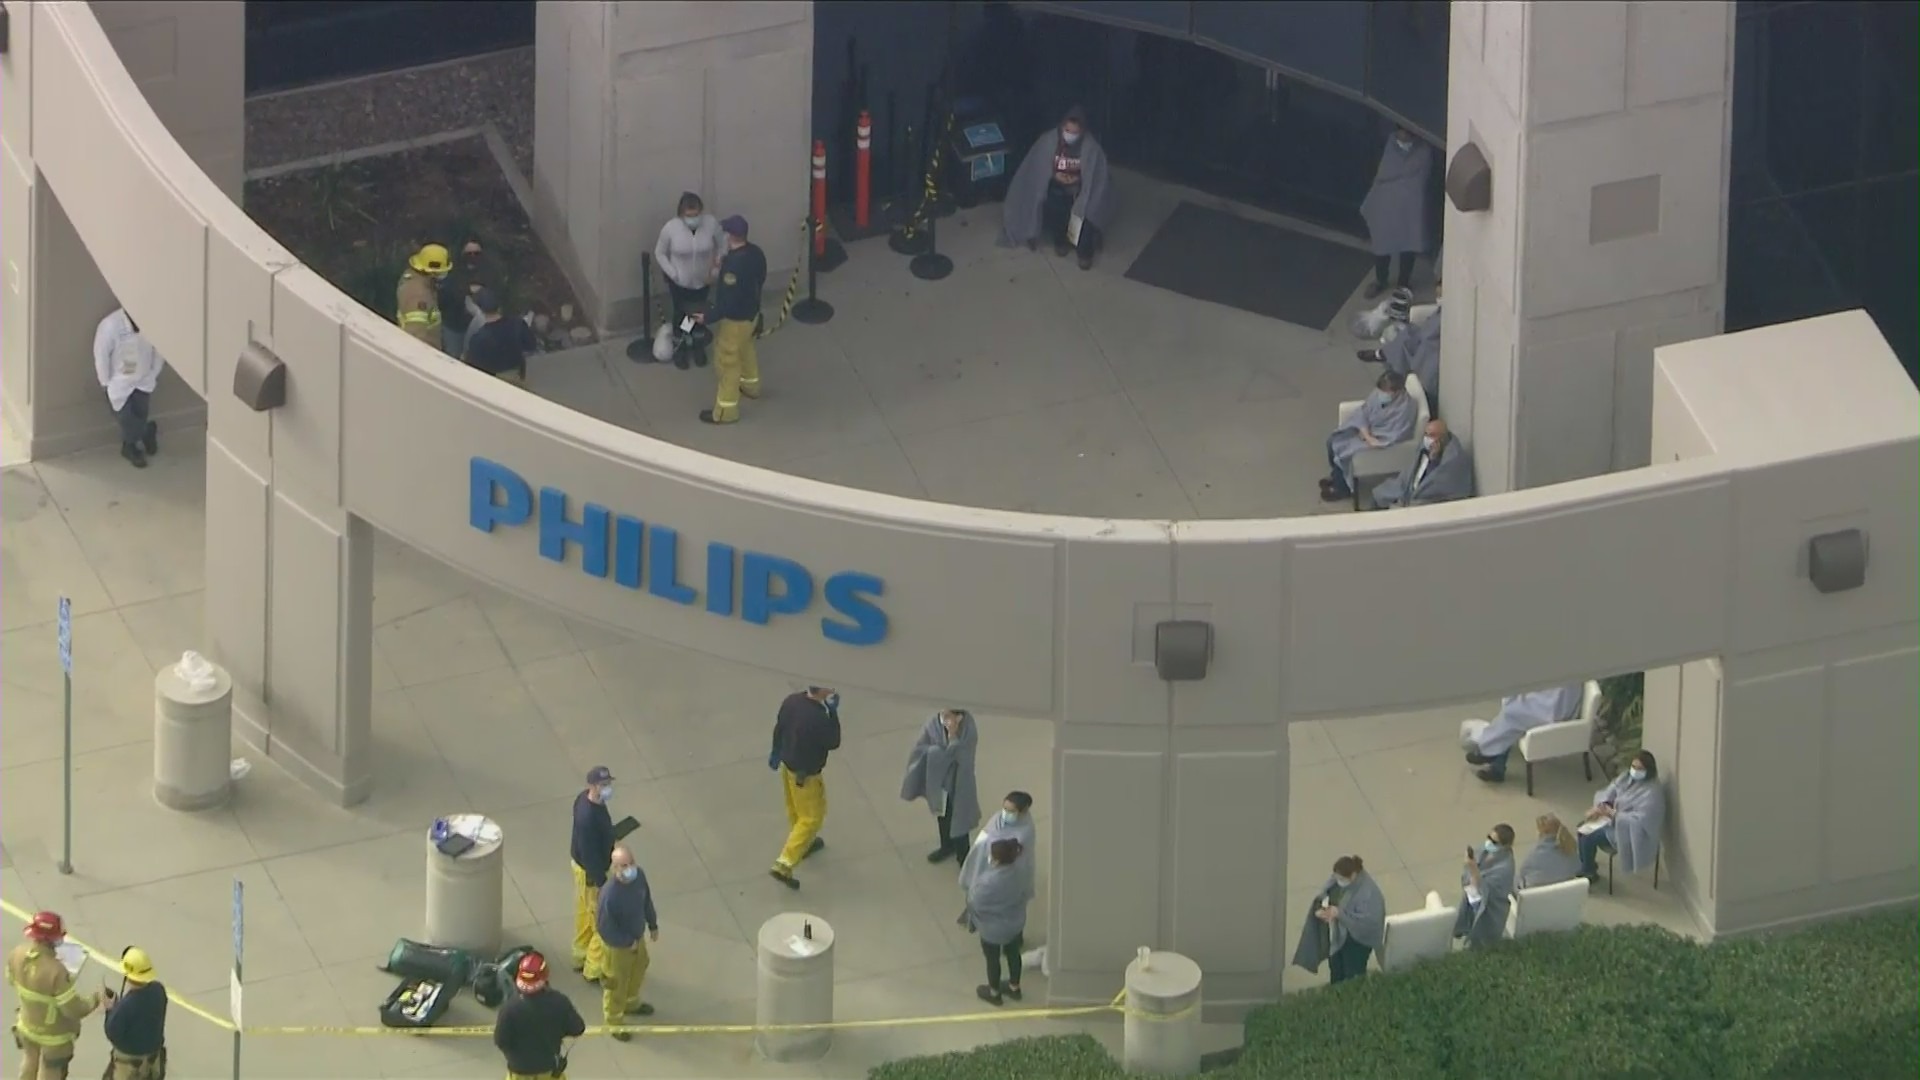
[{"x1": 92, "y1": 308, "x2": 166, "y2": 468}]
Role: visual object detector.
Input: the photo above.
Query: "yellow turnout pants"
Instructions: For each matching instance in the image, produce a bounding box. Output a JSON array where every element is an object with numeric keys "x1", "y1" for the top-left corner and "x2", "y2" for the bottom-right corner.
[
  {"x1": 775, "y1": 766, "x2": 828, "y2": 870},
  {"x1": 600, "y1": 940, "x2": 649, "y2": 1025},
  {"x1": 507, "y1": 1072, "x2": 564, "y2": 1080},
  {"x1": 570, "y1": 863, "x2": 606, "y2": 979},
  {"x1": 12, "y1": 1037, "x2": 72, "y2": 1080},
  {"x1": 710, "y1": 318, "x2": 761, "y2": 422},
  {"x1": 109, "y1": 1051, "x2": 163, "y2": 1080}
]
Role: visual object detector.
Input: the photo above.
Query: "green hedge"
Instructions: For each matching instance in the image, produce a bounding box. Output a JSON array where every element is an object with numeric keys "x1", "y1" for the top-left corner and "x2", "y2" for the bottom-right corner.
[{"x1": 870, "y1": 910, "x2": 1918, "y2": 1080}]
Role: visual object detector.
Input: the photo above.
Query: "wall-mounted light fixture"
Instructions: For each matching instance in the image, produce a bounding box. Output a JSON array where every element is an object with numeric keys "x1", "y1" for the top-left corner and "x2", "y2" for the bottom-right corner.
[
  {"x1": 233, "y1": 343, "x2": 287, "y2": 412},
  {"x1": 1446, "y1": 142, "x2": 1492, "y2": 213},
  {"x1": 1154, "y1": 620, "x2": 1214, "y2": 682},
  {"x1": 1807, "y1": 528, "x2": 1868, "y2": 594}
]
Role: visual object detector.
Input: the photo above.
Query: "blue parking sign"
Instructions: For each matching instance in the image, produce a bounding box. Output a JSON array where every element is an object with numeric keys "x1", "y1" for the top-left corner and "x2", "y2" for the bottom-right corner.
[
  {"x1": 57, "y1": 597, "x2": 71, "y2": 675},
  {"x1": 232, "y1": 879, "x2": 244, "y2": 963}
]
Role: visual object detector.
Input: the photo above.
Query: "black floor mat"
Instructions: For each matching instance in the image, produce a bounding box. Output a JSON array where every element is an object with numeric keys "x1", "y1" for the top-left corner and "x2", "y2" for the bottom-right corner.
[{"x1": 1123, "y1": 201, "x2": 1377, "y2": 331}]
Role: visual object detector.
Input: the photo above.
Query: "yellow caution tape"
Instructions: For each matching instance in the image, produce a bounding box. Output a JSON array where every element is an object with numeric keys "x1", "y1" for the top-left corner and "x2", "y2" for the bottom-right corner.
[
  {"x1": 898, "y1": 112, "x2": 956, "y2": 241},
  {"x1": 2, "y1": 899, "x2": 1195, "y2": 1039},
  {"x1": 753, "y1": 219, "x2": 812, "y2": 341}
]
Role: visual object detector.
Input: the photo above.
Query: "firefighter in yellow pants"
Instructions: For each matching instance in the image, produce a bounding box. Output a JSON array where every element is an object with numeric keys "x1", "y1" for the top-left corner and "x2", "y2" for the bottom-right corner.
[
  {"x1": 569, "y1": 766, "x2": 618, "y2": 980},
  {"x1": 697, "y1": 215, "x2": 768, "y2": 426},
  {"x1": 594, "y1": 845, "x2": 658, "y2": 1041},
  {"x1": 768, "y1": 687, "x2": 843, "y2": 889}
]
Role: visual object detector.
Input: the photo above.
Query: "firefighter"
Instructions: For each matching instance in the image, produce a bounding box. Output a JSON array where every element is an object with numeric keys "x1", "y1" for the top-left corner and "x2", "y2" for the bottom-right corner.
[
  {"x1": 6, "y1": 910, "x2": 104, "y2": 1080},
  {"x1": 492, "y1": 952, "x2": 584, "y2": 1079},
  {"x1": 102, "y1": 947, "x2": 166, "y2": 1079},
  {"x1": 695, "y1": 215, "x2": 767, "y2": 425},
  {"x1": 397, "y1": 244, "x2": 452, "y2": 349}
]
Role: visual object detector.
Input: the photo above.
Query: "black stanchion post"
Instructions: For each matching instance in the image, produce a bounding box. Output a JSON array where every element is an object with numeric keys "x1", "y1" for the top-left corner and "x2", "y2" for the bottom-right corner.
[
  {"x1": 909, "y1": 210, "x2": 953, "y2": 282},
  {"x1": 793, "y1": 218, "x2": 836, "y2": 325},
  {"x1": 625, "y1": 252, "x2": 656, "y2": 362}
]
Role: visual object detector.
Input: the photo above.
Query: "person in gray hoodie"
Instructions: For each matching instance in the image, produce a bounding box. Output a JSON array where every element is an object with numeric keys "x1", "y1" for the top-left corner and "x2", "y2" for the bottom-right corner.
[{"x1": 963, "y1": 838, "x2": 1030, "y2": 1005}]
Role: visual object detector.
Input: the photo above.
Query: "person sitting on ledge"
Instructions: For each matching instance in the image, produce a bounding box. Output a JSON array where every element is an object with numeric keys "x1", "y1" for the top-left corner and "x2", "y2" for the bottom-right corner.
[
  {"x1": 1321, "y1": 370, "x2": 1419, "y2": 503},
  {"x1": 1371, "y1": 418, "x2": 1474, "y2": 510},
  {"x1": 1461, "y1": 682, "x2": 1586, "y2": 784},
  {"x1": 1519, "y1": 814, "x2": 1583, "y2": 889}
]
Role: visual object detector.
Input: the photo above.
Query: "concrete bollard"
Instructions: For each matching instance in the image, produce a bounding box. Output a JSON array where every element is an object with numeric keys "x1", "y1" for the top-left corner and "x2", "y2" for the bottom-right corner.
[
  {"x1": 152, "y1": 655, "x2": 234, "y2": 811},
  {"x1": 1123, "y1": 947, "x2": 1203, "y2": 1077},
  {"x1": 423, "y1": 814, "x2": 505, "y2": 955},
  {"x1": 755, "y1": 913, "x2": 834, "y2": 1063}
]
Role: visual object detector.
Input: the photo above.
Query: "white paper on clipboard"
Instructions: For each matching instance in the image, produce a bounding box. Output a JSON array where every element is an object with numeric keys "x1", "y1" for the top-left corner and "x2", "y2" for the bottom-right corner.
[
  {"x1": 1067, "y1": 213, "x2": 1084, "y2": 246},
  {"x1": 53, "y1": 943, "x2": 85, "y2": 978}
]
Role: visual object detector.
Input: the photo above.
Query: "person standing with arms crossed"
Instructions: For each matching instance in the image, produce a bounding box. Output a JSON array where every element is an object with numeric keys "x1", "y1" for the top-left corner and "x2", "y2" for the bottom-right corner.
[
  {"x1": 768, "y1": 686, "x2": 843, "y2": 889},
  {"x1": 594, "y1": 844, "x2": 659, "y2": 1040},
  {"x1": 696, "y1": 215, "x2": 767, "y2": 425},
  {"x1": 569, "y1": 766, "x2": 617, "y2": 981},
  {"x1": 6, "y1": 910, "x2": 105, "y2": 1080}
]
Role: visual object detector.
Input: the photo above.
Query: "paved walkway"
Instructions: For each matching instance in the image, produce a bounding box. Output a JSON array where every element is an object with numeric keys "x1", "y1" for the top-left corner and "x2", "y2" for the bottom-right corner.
[{"x1": 1, "y1": 185, "x2": 1693, "y2": 1079}]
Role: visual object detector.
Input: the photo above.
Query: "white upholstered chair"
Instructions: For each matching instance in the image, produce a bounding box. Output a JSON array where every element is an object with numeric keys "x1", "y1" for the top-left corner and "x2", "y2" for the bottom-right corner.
[
  {"x1": 1378, "y1": 890, "x2": 1455, "y2": 973},
  {"x1": 1507, "y1": 878, "x2": 1589, "y2": 938},
  {"x1": 1458, "y1": 680, "x2": 1604, "y2": 796},
  {"x1": 1335, "y1": 372, "x2": 1430, "y2": 511}
]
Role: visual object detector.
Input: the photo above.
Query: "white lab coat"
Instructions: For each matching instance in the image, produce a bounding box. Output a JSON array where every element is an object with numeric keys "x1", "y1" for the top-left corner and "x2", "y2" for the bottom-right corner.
[
  {"x1": 654, "y1": 214, "x2": 721, "y2": 291},
  {"x1": 92, "y1": 309, "x2": 165, "y2": 411}
]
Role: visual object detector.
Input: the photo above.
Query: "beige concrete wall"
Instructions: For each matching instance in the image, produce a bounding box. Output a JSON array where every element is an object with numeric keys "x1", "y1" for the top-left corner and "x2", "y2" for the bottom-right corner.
[
  {"x1": 9, "y1": 2, "x2": 1916, "y2": 1015},
  {"x1": 1443, "y1": 1, "x2": 1734, "y2": 492},
  {"x1": 532, "y1": 1, "x2": 812, "y2": 333}
]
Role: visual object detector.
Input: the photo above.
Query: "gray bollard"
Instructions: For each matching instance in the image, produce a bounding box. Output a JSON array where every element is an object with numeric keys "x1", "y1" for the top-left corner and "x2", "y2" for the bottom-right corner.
[
  {"x1": 755, "y1": 913, "x2": 834, "y2": 1062},
  {"x1": 423, "y1": 814, "x2": 505, "y2": 955},
  {"x1": 1123, "y1": 947, "x2": 1203, "y2": 1076},
  {"x1": 152, "y1": 655, "x2": 234, "y2": 811}
]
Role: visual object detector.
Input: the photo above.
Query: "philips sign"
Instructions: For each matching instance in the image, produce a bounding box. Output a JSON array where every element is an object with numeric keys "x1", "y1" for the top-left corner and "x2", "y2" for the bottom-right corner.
[{"x1": 469, "y1": 458, "x2": 890, "y2": 646}]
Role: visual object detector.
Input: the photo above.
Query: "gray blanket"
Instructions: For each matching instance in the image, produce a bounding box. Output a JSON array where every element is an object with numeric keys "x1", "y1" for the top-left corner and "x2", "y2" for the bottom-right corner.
[
  {"x1": 999, "y1": 121, "x2": 1117, "y2": 248},
  {"x1": 900, "y1": 711, "x2": 981, "y2": 834},
  {"x1": 1373, "y1": 437, "x2": 1476, "y2": 509}
]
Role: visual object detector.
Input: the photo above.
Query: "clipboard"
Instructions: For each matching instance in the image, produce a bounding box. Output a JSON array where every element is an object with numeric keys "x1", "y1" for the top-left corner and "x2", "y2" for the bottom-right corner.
[
  {"x1": 612, "y1": 816, "x2": 641, "y2": 842},
  {"x1": 1067, "y1": 213, "x2": 1084, "y2": 246}
]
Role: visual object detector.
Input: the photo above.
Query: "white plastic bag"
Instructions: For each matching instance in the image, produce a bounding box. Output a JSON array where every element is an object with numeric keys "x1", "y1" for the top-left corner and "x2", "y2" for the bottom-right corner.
[
  {"x1": 1349, "y1": 297, "x2": 1392, "y2": 339},
  {"x1": 174, "y1": 651, "x2": 218, "y2": 694},
  {"x1": 651, "y1": 324, "x2": 676, "y2": 363}
]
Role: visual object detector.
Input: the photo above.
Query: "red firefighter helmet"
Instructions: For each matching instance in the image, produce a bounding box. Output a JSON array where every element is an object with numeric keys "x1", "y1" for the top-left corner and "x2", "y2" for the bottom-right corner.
[
  {"x1": 514, "y1": 951, "x2": 549, "y2": 992},
  {"x1": 24, "y1": 911, "x2": 65, "y2": 942}
]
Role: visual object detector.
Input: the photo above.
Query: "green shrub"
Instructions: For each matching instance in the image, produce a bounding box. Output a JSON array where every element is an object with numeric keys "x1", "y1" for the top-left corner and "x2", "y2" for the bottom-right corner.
[
  {"x1": 1593, "y1": 671, "x2": 1646, "y2": 778},
  {"x1": 869, "y1": 911, "x2": 1919, "y2": 1080}
]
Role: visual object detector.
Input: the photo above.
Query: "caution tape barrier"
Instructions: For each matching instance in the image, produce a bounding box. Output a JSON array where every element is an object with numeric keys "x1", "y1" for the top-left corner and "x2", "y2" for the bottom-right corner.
[
  {"x1": 751, "y1": 219, "x2": 813, "y2": 341},
  {"x1": 1, "y1": 897, "x2": 1194, "y2": 1040},
  {"x1": 896, "y1": 111, "x2": 956, "y2": 241}
]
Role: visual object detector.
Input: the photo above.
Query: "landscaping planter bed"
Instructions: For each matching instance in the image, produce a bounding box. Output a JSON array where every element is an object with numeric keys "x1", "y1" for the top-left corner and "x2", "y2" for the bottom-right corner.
[{"x1": 243, "y1": 134, "x2": 594, "y2": 347}]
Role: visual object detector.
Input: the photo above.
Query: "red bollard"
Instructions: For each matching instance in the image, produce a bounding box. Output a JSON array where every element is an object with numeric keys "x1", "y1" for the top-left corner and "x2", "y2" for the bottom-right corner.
[
  {"x1": 811, "y1": 140, "x2": 829, "y2": 258},
  {"x1": 854, "y1": 111, "x2": 873, "y2": 230}
]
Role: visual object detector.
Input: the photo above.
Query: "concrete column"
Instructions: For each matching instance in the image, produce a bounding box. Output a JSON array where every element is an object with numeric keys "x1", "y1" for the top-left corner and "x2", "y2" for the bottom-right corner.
[
  {"x1": 754, "y1": 912, "x2": 834, "y2": 1063},
  {"x1": 152, "y1": 656, "x2": 235, "y2": 811},
  {"x1": 1122, "y1": 948, "x2": 1203, "y2": 1077},
  {"x1": 531, "y1": 1, "x2": 813, "y2": 334},
  {"x1": 0, "y1": 2, "x2": 237, "y2": 460},
  {"x1": 424, "y1": 815, "x2": 506, "y2": 955},
  {"x1": 1442, "y1": 1, "x2": 1735, "y2": 492}
]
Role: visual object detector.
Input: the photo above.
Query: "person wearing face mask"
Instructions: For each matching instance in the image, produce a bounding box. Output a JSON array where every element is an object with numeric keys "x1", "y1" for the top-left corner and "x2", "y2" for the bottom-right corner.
[
  {"x1": 594, "y1": 844, "x2": 659, "y2": 1039},
  {"x1": 960, "y1": 792, "x2": 1036, "y2": 895},
  {"x1": 1291, "y1": 855, "x2": 1386, "y2": 984},
  {"x1": 1578, "y1": 751, "x2": 1666, "y2": 884},
  {"x1": 696, "y1": 215, "x2": 768, "y2": 424},
  {"x1": 1320, "y1": 370, "x2": 1419, "y2": 504},
  {"x1": 999, "y1": 105, "x2": 1117, "y2": 270},
  {"x1": 1359, "y1": 126, "x2": 1433, "y2": 299},
  {"x1": 568, "y1": 766, "x2": 617, "y2": 981},
  {"x1": 92, "y1": 307, "x2": 166, "y2": 469},
  {"x1": 768, "y1": 686, "x2": 843, "y2": 888},
  {"x1": 654, "y1": 192, "x2": 721, "y2": 354},
  {"x1": 1454, "y1": 824, "x2": 1517, "y2": 948},
  {"x1": 901, "y1": 709, "x2": 982, "y2": 864},
  {"x1": 1370, "y1": 418, "x2": 1476, "y2": 510},
  {"x1": 1359, "y1": 286, "x2": 1443, "y2": 417},
  {"x1": 1519, "y1": 814, "x2": 1583, "y2": 889}
]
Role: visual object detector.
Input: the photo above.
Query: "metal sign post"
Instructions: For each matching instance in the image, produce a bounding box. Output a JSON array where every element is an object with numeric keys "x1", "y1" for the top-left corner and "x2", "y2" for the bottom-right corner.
[
  {"x1": 231, "y1": 878, "x2": 244, "y2": 1080},
  {"x1": 56, "y1": 596, "x2": 72, "y2": 875}
]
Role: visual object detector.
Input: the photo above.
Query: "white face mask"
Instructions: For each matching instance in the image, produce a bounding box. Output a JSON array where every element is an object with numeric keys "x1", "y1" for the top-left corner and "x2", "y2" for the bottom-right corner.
[
  {"x1": 1628, "y1": 767, "x2": 1647, "y2": 782},
  {"x1": 1421, "y1": 436, "x2": 1437, "y2": 451},
  {"x1": 682, "y1": 215, "x2": 701, "y2": 227},
  {"x1": 1395, "y1": 136, "x2": 1414, "y2": 151},
  {"x1": 1334, "y1": 875, "x2": 1354, "y2": 888},
  {"x1": 1061, "y1": 130, "x2": 1081, "y2": 145},
  {"x1": 598, "y1": 784, "x2": 614, "y2": 801}
]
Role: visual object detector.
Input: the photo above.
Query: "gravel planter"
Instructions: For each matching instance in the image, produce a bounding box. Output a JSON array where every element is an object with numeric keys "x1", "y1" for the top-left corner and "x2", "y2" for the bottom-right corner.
[
  {"x1": 243, "y1": 135, "x2": 592, "y2": 346},
  {"x1": 245, "y1": 48, "x2": 535, "y2": 179}
]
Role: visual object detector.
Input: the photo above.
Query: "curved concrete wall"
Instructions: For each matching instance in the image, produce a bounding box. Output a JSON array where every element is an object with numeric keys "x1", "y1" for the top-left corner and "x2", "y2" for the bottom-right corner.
[{"x1": 6, "y1": 1, "x2": 1915, "y2": 1015}]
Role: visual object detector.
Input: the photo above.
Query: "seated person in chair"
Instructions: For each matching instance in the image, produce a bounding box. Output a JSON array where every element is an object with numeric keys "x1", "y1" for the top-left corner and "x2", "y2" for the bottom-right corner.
[
  {"x1": 1454, "y1": 823, "x2": 1516, "y2": 949},
  {"x1": 1372, "y1": 418, "x2": 1474, "y2": 510},
  {"x1": 1578, "y1": 751, "x2": 1666, "y2": 884},
  {"x1": 1462, "y1": 683, "x2": 1586, "y2": 783},
  {"x1": 1320, "y1": 371, "x2": 1419, "y2": 503},
  {"x1": 1519, "y1": 814, "x2": 1583, "y2": 889},
  {"x1": 1360, "y1": 289, "x2": 1442, "y2": 417}
]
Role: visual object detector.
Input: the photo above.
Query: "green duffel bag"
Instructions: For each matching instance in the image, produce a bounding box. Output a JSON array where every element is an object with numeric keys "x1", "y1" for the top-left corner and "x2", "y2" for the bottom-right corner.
[{"x1": 378, "y1": 938, "x2": 475, "y2": 988}]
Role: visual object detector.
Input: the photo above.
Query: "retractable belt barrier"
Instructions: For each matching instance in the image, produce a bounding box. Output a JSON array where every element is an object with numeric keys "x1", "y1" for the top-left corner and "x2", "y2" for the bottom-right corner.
[
  {"x1": 0, "y1": 898, "x2": 1195, "y2": 1040},
  {"x1": 894, "y1": 111, "x2": 956, "y2": 242}
]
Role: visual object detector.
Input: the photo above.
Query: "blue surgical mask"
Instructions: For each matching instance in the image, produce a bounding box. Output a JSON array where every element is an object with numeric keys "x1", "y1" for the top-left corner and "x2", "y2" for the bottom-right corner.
[
  {"x1": 598, "y1": 784, "x2": 614, "y2": 801},
  {"x1": 1062, "y1": 130, "x2": 1081, "y2": 145},
  {"x1": 617, "y1": 866, "x2": 638, "y2": 883},
  {"x1": 1482, "y1": 839, "x2": 1498, "y2": 854},
  {"x1": 1000, "y1": 810, "x2": 1019, "y2": 828},
  {"x1": 1628, "y1": 767, "x2": 1647, "y2": 782},
  {"x1": 683, "y1": 215, "x2": 701, "y2": 227}
]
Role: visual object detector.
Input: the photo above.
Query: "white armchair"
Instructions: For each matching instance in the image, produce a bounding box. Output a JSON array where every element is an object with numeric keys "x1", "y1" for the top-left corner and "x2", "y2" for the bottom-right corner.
[
  {"x1": 1514, "y1": 680, "x2": 1604, "y2": 796},
  {"x1": 1507, "y1": 878, "x2": 1589, "y2": 938},
  {"x1": 1378, "y1": 890, "x2": 1454, "y2": 973},
  {"x1": 1334, "y1": 373, "x2": 1430, "y2": 510}
]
